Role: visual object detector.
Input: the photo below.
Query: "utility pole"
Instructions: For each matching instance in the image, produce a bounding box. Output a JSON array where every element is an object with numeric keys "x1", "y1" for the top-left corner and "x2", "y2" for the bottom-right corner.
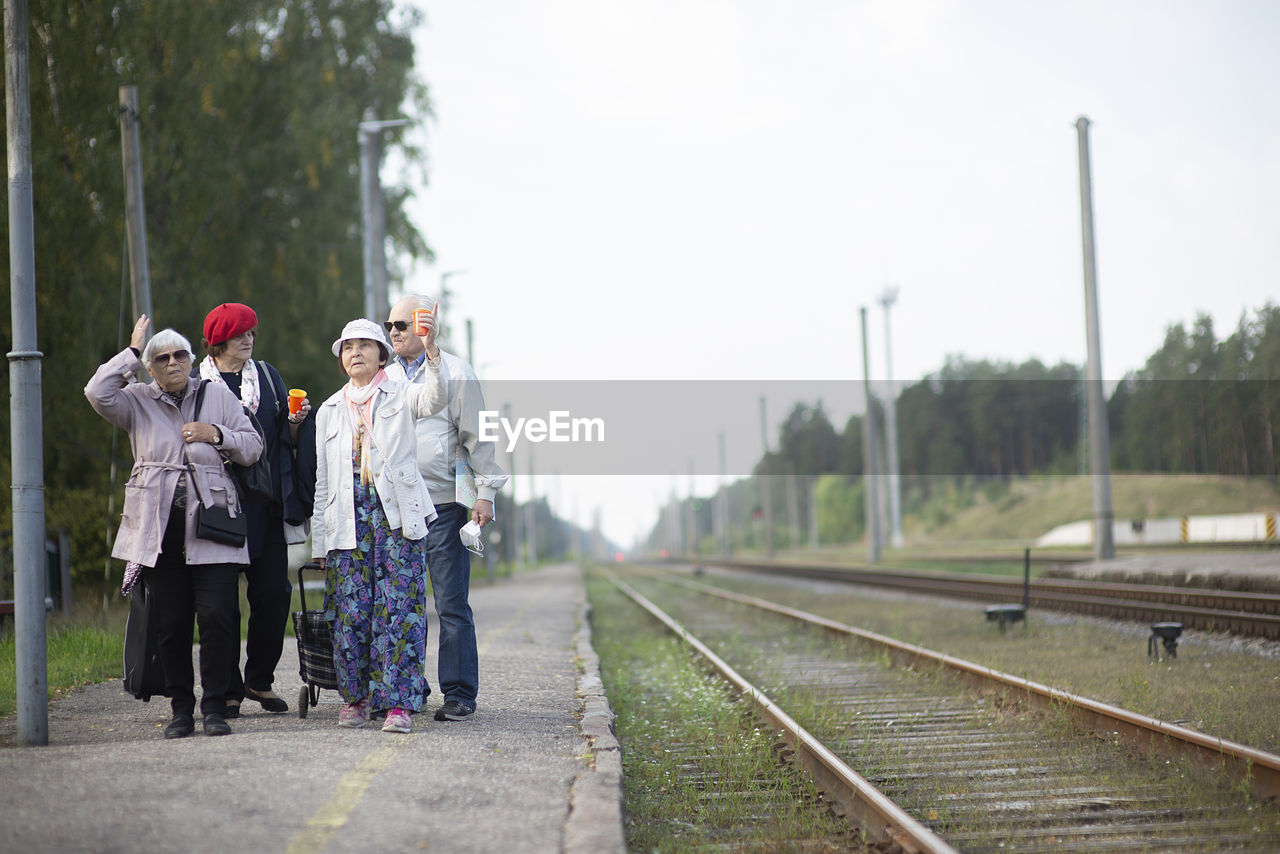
[
  {"x1": 358, "y1": 113, "x2": 407, "y2": 322},
  {"x1": 7, "y1": 0, "x2": 49, "y2": 745},
  {"x1": 438, "y1": 269, "x2": 467, "y2": 347},
  {"x1": 717, "y1": 431, "x2": 730, "y2": 556},
  {"x1": 525, "y1": 446, "x2": 538, "y2": 567},
  {"x1": 687, "y1": 459, "x2": 698, "y2": 564},
  {"x1": 758, "y1": 396, "x2": 774, "y2": 557},
  {"x1": 465, "y1": 318, "x2": 474, "y2": 369},
  {"x1": 809, "y1": 477, "x2": 819, "y2": 549},
  {"x1": 504, "y1": 403, "x2": 523, "y2": 572},
  {"x1": 786, "y1": 468, "x2": 800, "y2": 550},
  {"x1": 861, "y1": 307, "x2": 881, "y2": 563},
  {"x1": 879, "y1": 285, "x2": 903, "y2": 548},
  {"x1": 1075, "y1": 116, "x2": 1115, "y2": 560},
  {"x1": 118, "y1": 85, "x2": 153, "y2": 331}
]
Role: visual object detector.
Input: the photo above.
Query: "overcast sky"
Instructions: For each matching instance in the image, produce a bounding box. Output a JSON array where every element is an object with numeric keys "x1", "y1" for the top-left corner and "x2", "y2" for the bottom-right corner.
[{"x1": 396, "y1": 0, "x2": 1280, "y2": 546}]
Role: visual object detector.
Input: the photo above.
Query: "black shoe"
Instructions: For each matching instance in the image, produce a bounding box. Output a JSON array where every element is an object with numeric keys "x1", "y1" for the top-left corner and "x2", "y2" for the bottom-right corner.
[
  {"x1": 224, "y1": 699, "x2": 241, "y2": 719},
  {"x1": 433, "y1": 699, "x2": 475, "y2": 722},
  {"x1": 164, "y1": 714, "x2": 195, "y2": 739},
  {"x1": 203, "y1": 713, "x2": 232, "y2": 736},
  {"x1": 245, "y1": 686, "x2": 289, "y2": 714}
]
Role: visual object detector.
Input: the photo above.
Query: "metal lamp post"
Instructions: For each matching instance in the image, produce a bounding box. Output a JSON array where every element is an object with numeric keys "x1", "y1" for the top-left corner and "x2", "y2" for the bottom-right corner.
[{"x1": 358, "y1": 113, "x2": 409, "y2": 322}]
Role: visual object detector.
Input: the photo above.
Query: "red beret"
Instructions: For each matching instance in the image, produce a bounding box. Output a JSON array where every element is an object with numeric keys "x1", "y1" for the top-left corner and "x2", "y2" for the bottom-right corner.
[{"x1": 203, "y1": 303, "x2": 258, "y2": 346}]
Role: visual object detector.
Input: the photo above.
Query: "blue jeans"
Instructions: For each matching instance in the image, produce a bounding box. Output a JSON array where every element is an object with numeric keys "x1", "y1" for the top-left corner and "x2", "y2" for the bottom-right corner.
[{"x1": 424, "y1": 502, "x2": 477, "y2": 707}]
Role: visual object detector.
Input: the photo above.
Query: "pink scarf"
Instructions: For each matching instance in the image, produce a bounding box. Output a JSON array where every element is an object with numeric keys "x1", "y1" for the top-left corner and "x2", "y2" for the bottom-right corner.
[{"x1": 343, "y1": 369, "x2": 387, "y2": 485}]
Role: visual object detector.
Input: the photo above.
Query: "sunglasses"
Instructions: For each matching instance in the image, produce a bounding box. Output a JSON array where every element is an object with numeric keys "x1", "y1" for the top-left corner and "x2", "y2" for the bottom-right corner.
[
  {"x1": 152, "y1": 350, "x2": 190, "y2": 367},
  {"x1": 382, "y1": 320, "x2": 411, "y2": 332}
]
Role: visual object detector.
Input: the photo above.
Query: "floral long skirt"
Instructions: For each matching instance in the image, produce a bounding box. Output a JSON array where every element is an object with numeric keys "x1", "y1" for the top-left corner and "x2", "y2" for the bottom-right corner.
[{"x1": 324, "y1": 478, "x2": 429, "y2": 713}]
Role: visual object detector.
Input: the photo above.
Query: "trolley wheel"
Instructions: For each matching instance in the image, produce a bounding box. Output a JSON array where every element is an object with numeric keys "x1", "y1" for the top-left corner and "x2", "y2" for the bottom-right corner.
[{"x1": 298, "y1": 685, "x2": 310, "y2": 718}]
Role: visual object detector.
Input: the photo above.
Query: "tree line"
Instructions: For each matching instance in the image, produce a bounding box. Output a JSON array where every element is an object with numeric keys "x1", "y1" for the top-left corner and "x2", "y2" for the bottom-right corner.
[
  {"x1": 1, "y1": 1, "x2": 428, "y2": 591},
  {"x1": 649, "y1": 304, "x2": 1280, "y2": 552}
]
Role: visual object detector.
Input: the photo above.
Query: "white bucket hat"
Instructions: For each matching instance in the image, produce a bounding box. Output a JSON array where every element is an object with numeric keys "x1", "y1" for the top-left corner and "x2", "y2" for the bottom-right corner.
[{"x1": 331, "y1": 318, "x2": 393, "y2": 361}]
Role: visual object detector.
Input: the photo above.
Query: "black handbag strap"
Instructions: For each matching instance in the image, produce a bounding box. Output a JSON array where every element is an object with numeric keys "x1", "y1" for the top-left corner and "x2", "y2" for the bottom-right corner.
[
  {"x1": 193, "y1": 377, "x2": 209, "y2": 419},
  {"x1": 182, "y1": 451, "x2": 208, "y2": 506},
  {"x1": 258, "y1": 360, "x2": 287, "y2": 415},
  {"x1": 185, "y1": 379, "x2": 220, "y2": 506},
  {"x1": 187, "y1": 378, "x2": 215, "y2": 505}
]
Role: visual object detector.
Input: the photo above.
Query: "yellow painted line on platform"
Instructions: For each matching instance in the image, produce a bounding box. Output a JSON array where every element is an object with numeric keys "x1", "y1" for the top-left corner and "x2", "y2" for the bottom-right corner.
[
  {"x1": 284, "y1": 569, "x2": 561, "y2": 853},
  {"x1": 284, "y1": 740, "x2": 405, "y2": 854}
]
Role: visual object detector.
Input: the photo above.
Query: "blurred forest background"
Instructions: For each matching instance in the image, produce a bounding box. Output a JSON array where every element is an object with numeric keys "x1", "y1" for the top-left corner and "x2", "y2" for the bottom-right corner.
[
  {"x1": 1, "y1": 0, "x2": 429, "y2": 593},
  {"x1": 648, "y1": 307, "x2": 1280, "y2": 553}
]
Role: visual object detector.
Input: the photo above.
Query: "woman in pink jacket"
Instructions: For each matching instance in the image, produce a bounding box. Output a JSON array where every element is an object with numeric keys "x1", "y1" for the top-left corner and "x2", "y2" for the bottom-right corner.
[{"x1": 86, "y1": 315, "x2": 263, "y2": 739}]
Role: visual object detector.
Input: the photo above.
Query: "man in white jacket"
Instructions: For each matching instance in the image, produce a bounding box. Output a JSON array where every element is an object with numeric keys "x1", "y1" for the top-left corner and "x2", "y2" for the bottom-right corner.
[{"x1": 384, "y1": 294, "x2": 509, "y2": 721}]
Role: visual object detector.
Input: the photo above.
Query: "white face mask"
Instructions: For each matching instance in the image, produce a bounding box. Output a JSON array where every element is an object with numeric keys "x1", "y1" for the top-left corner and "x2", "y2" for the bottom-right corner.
[{"x1": 459, "y1": 520, "x2": 484, "y2": 557}]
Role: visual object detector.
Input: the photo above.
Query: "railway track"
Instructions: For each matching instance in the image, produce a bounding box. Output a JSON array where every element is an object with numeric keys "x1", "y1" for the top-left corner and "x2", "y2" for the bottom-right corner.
[
  {"x1": 602, "y1": 566, "x2": 1280, "y2": 852},
  {"x1": 691, "y1": 557, "x2": 1280, "y2": 639}
]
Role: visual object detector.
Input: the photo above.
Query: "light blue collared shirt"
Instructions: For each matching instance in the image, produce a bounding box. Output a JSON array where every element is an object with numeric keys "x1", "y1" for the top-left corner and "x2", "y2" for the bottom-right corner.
[{"x1": 395, "y1": 351, "x2": 427, "y2": 381}]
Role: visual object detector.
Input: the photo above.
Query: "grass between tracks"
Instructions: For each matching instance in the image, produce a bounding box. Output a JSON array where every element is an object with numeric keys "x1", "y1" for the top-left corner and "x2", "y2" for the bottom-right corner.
[
  {"x1": 616, "y1": 567, "x2": 1280, "y2": 848},
  {"x1": 667, "y1": 567, "x2": 1280, "y2": 755},
  {"x1": 586, "y1": 573, "x2": 856, "y2": 852}
]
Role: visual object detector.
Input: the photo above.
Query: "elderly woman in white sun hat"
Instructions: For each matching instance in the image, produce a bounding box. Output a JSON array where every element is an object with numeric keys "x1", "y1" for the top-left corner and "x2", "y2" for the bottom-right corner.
[{"x1": 310, "y1": 317, "x2": 449, "y2": 734}]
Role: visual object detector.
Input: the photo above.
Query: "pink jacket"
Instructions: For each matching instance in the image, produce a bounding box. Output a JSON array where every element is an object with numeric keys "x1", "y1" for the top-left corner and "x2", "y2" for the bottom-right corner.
[{"x1": 85, "y1": 347, "x2": 263, "y2": 568}]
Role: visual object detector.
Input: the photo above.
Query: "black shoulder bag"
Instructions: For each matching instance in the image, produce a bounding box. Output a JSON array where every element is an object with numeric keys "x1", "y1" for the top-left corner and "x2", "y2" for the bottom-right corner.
[
  {"x1": 195, "y1": 379, "x2": 272, "y2": 504},
  {"x1": 185, "y1": 453, "x2": 247, "y2": 547}
]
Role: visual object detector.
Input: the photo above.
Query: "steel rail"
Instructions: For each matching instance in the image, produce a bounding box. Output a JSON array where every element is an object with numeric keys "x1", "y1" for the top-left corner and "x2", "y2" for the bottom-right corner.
[
  {"x1": 703, "y1": 557, "x2": 1280, "y2": 638},
  {"x1": 648, "y1": 567, "x2": 1280, "y2": 804},
  {"x1": 600, "y1": 569, "x2": 959, "y2": 854}
]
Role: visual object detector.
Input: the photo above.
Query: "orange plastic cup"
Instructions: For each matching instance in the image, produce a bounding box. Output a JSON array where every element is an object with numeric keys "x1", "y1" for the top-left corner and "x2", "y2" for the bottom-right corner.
[
  {"x1": 413, "y1": 304, "x2": 437, "y2": 336},
  {"x1": 288, "y1": 389, "x2": 306, "y2": 415}
]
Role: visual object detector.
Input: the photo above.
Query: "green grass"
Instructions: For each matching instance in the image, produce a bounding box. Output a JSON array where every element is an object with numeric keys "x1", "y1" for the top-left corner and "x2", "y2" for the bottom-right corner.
[
  {"x1": 682, "y1": 569, "x2": 1280, "y2": 754},
  {"x1": 1, "y1": 602, "x2": 129, "y2": 718},
  {"x1": 621, "y1": 568, "x2": 1280, "y2": 848},
  {"x1": 921, "y1": 473, "x2": 1280, "y2": 543},
  {"x1": 587, "y1": 573, "x2": 855, "y2": 852}
]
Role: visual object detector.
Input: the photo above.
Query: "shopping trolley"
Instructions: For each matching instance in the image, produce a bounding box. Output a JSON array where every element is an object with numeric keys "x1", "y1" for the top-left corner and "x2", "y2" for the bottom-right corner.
[{"x1": 293, "y1": 561, "x2": 338, "y2": 718}]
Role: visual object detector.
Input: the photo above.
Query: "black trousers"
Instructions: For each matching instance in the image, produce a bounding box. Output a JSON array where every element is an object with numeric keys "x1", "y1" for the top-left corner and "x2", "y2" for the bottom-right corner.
[
  {"x1": 146, "y1": 511, "x2": 239, "y2": 718},
  {"x1": 228, "y1": 512, "x2": 292, "y2": 699}
]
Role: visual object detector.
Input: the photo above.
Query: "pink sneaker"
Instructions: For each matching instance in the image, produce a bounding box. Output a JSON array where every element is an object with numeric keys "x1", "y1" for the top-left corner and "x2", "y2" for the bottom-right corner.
[
  {"x1": 338, "y1": 699, "x2": 369, "y2": 728},
  {"x1": 382, "y1": 707, "x2": 412, "y2": 733}
]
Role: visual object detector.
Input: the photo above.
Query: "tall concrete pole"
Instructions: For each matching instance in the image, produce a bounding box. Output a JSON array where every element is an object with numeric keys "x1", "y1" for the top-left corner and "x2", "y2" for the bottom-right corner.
[
  {"x1": 808, "y1": 477, "x2": 819, "y2": 549},
  {"x1": 526, "y1": 447, "x2": 538, "y2": 567},
  {"x1": 118, "y1": 85, "x2": 153, "y2": 330},
  {"x1": 758, "y1": 396, "x2": 774, "y2": 556},
  {"x1": 439, "y1": 269, "x2": 467, "y2": 348},
  {"x1": 687, "y1": 458, "x2": 697, "y2": 561},
  {"x1": 7, "y1": 0, "x2": 49, "y2": 745},
  {"x1": 879, "y1": 286, "x2": 903, "y2": 548},
  {"x1": 861, "y1": 307, "x2": 881, "y2": 563},
  {"x1": 1075, "y1": 116, "x2": 1115, "y2": 560},
  {"x1": 786, "y1": 468, "x2": 800, "y2": 549},
  {"x1": 358, "y1": 114, "x2": 407, "y2": 321},
  {"x1": 504, "y1": 403, "x2": 523, "y2": 571},
  {"x1": 718, "y1": 431, "x2": 730, "y2": 556}
]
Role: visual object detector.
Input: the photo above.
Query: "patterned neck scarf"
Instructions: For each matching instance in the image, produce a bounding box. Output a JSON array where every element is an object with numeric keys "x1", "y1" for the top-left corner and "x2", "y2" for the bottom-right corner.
[
  {"x1": 161, "y1": 385, "x2": 188, "y2": 408},
  {"x1": 343, "y1": 369, "x2": 388, "y2": 485},
  {"x1": 199, "y1": 354, "x2": 261, "y2": 413}
]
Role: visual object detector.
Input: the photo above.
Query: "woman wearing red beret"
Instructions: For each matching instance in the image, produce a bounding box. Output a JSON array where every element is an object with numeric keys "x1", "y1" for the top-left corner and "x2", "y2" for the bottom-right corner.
[{"x1": 199, "y1": 302, "x2": 315, "y2": 716}]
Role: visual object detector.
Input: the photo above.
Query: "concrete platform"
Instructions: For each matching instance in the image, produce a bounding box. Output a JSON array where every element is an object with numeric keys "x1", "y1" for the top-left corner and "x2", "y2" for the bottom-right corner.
[
  {"x1": 1048, "y1": 549, "x2": 1280, "y2": 594},
  {"x1": 0, "y1": 561, "x2": 625, "y2": 854}
]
